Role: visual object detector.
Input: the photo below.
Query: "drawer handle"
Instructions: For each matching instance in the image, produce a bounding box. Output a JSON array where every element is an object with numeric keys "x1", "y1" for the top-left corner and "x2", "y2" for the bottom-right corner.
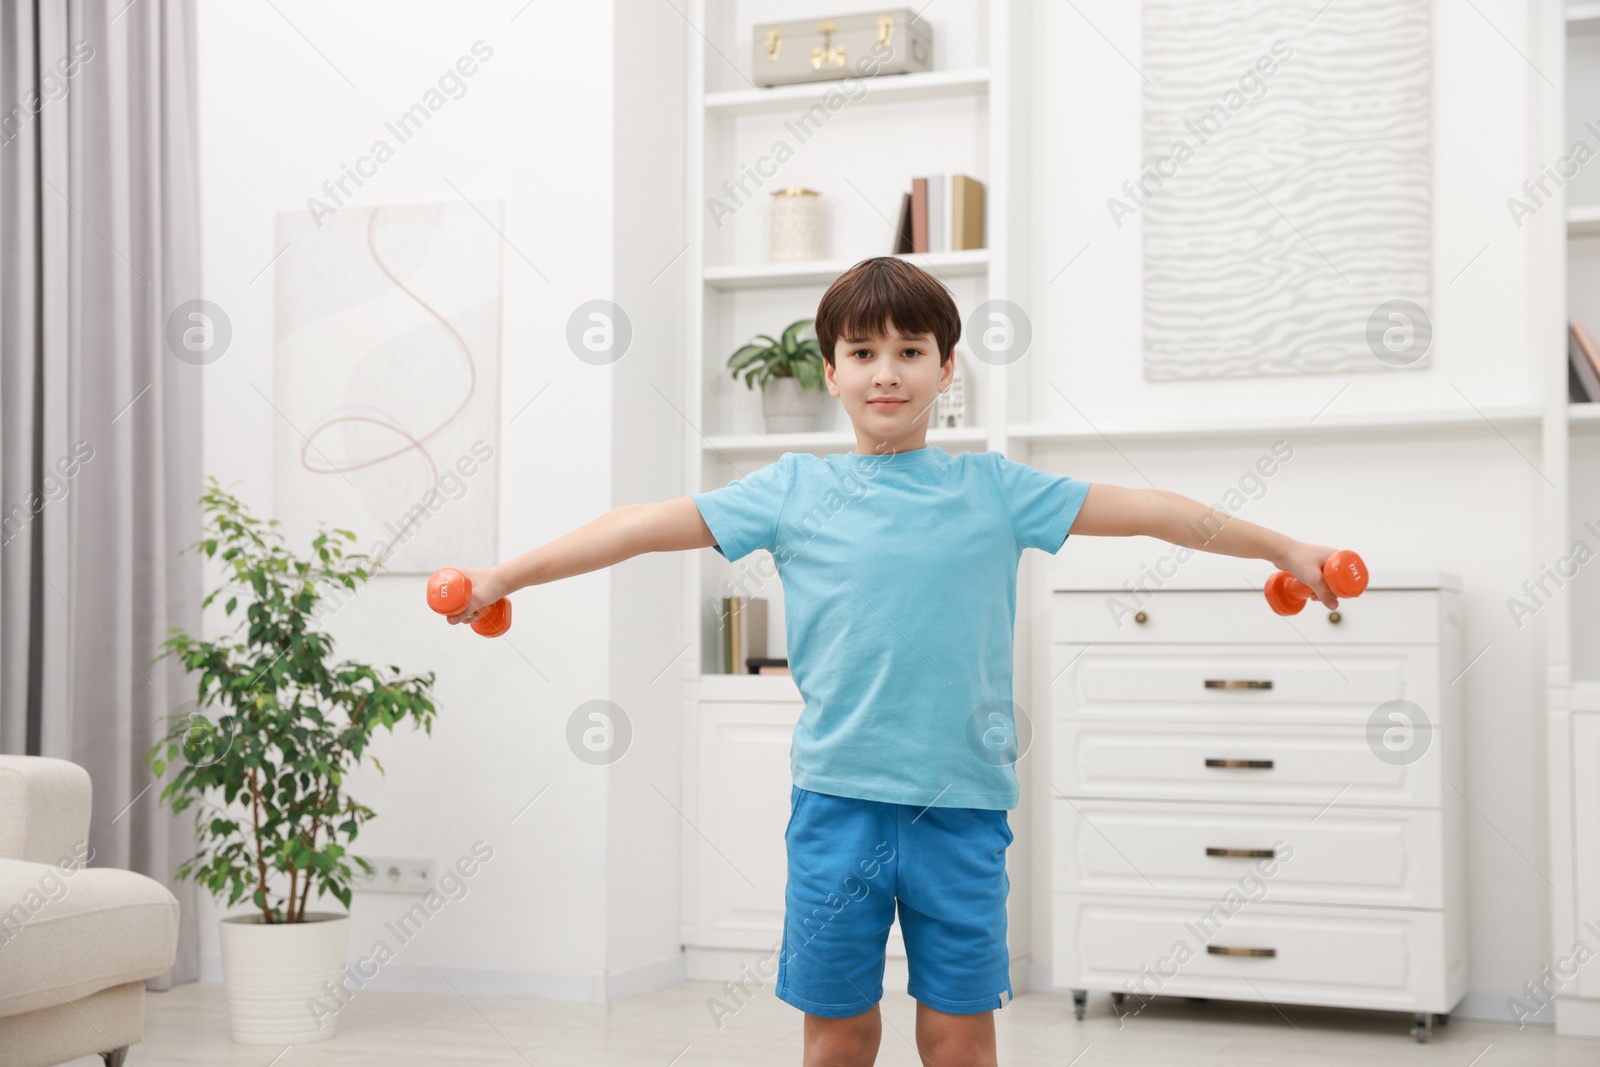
[
  {"x1": 1204, "y1": 679, "x2": 1274, "y2": 690},
  {"x1": 1207, "y1": 945, "x2": 1276, "y2": 958},
  {"x1": 1206, "y1": 847, "x2": 1277, "y2": 859},
  {"x1": 1205, "y1": 758, "x2": 1274, "y2": 769}
]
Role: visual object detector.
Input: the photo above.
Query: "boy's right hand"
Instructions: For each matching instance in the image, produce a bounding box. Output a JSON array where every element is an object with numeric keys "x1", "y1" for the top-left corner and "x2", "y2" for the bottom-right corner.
[
  {"x1": 445, "y1": 565, "x2": 509, "y2": 627},
  {"x1": 1271, "y1": 541, "x2": 1341, "y2": 610}
]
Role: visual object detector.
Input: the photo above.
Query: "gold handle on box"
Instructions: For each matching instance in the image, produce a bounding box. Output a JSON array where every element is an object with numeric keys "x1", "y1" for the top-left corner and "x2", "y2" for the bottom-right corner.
[
  {"x1": 765, "y1": 27, "x2": 781, "y2": 61},
  {"x1": 812, "y1": 19, "x2": 846, "y2": 70},
  {"x1": 1207, "y1": 945, "x2": 1276, "y2": 958},
  {"x1": 1205, "y1": 758, "x2": 1274, "y2": 769},
  {"x1": 1204, "y1": 679, "x2": 1273, "y2": 689},
  {"x1": 1206, "y1": 847, "x2": 1277, "y2": 859},
  {"x1": 877, "y1": 14, "x2": 893, "y2": 47}
]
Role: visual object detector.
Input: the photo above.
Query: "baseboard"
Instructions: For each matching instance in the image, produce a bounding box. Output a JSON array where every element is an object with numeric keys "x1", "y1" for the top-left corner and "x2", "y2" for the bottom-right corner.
[
  {"x1": 198, "y1": 950, "x2": 687, "y2": 1003},
  {"x1": 1451, "y1": 988, "x2": 1549, "y2": 1026}
]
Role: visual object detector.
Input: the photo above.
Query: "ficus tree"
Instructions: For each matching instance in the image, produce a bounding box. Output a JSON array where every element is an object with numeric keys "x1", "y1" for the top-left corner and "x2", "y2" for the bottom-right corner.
[{"x1": 146, "y1": 475, "x2": 438, "y2": 924}]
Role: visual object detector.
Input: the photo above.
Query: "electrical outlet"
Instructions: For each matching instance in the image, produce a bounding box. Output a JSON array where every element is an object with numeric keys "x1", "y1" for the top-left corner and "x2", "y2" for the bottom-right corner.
[{"x1": 353, "y1": 855, "x2": 436, "y2": 894}]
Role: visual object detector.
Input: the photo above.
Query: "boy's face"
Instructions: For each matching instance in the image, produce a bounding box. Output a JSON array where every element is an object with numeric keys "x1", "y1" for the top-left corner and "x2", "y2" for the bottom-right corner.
[{"x1": 824, "y1": 322, "x2": 955, "y2": 452}]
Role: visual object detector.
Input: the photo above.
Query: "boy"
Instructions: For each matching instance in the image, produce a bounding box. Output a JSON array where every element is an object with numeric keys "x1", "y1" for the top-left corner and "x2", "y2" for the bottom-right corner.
[{"x1": 444, "y1": 257, "x2": 1341, "y2": 1067}]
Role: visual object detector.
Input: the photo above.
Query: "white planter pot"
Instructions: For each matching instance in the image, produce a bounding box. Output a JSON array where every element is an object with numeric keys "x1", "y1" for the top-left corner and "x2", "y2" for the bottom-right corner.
[
  {"x1": 761, "y1": 376, "x2": 825, "y2": 432},
  {"x1": 219, "y1": 910, "x2": 351, "y2": 1045}
]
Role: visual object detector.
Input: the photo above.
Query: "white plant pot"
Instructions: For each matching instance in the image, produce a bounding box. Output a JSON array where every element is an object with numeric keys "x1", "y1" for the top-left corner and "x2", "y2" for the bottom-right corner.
[
  {"x1": 219, "y1": 910, "x2": 351, "y2": 1045},
  {"x1": 761, "y1": 376, "x2": 825, "y2": 433}
]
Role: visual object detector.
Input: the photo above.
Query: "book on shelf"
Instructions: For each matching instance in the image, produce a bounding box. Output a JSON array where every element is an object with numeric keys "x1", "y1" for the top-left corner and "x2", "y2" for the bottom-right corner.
[
  {"x1": 951, "y1": 174, "x2": 984, "y2": 251},
  {"x1": 720, "y1": 596, "x2": 767, "y2": 675},
  {"x1": 893, "y1": 174, "x2": 986, "y2": 255},
  {"x1": 911, "y1": 177, "x2": 929, "y2": 254},
  {"x1": 746, "y1": 657, "x2": 790, "y2": 676},
  {"x1": 893, "y1": 193, "x2": 914, "y2": 254},
  {"x1": 1570, "y1": 322, "x2": 1600, "y2": 402}
]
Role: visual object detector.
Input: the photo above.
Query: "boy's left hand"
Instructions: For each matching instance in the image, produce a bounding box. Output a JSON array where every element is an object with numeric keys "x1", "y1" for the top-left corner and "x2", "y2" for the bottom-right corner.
[{"x1": 1271, "y1": 541, "x2": 1341, "y2": 609}]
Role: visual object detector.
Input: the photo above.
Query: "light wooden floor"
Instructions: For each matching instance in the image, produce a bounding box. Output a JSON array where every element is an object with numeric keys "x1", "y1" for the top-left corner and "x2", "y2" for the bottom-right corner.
[{"x1": 61, "y1": 979, "x2": 1597, "y2": 1066}]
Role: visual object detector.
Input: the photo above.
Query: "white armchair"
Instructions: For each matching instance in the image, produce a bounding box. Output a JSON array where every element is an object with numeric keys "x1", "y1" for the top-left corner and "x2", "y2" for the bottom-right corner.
[{"x1": 0, "y1": 756, "x2": 179, "y2": 1067}]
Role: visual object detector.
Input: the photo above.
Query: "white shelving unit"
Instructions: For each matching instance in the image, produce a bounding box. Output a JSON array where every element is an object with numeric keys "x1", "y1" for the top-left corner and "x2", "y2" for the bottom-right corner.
[
  {"x1": 677, "y1": 0, "x2": 1033, "y2": 979},
  {"x1": 1540, "y1": 2, "x2": 1600, "y2": 1039}
]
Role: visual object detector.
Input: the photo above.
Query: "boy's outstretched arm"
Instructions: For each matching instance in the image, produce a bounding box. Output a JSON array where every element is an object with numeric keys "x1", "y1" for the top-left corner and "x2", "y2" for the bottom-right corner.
[
  {"x1": 442, "y1": 498, "x2": 714, "y2": 626},
  {"x1": 1069, "y1": 483, "x2": 1344, "y2": 609}
]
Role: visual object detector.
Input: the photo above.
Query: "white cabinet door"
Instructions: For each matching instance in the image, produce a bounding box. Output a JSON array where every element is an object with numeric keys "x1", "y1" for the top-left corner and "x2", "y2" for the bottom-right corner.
[
  {"x1": 688, "y1": 699, "x2": 799, "y2": 949},
  {"x1": 687, "y1": 695, "x2": 909, "y2": 960}
]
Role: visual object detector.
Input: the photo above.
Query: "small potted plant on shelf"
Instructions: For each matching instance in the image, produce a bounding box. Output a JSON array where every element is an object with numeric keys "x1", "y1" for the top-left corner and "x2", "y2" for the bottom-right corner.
[
  {"x1": 145, "y1": 475, "x2": 437, "y2": 1045},
  {"x1": 727, "y1": 317, "x2": 827, "y2": 433}
]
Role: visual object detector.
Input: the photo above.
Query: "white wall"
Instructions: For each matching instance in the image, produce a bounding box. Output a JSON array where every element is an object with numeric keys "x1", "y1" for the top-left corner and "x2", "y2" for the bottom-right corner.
[
  {"x1": 1027, "y1": 0, "x2": 1557, "y2": 1022},
  {"x1": 195, "y1": 0, "x2": 692, "y2": 997}
]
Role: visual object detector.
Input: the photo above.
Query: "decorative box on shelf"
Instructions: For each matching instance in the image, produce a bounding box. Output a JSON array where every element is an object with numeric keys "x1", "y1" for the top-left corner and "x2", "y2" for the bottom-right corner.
[
  {"x1": 752, "y1": 11, "x2": 932, "y2": 88},
  {"x1": 1048, "y1": 570, "x2": 1466, "y2": 1042}
]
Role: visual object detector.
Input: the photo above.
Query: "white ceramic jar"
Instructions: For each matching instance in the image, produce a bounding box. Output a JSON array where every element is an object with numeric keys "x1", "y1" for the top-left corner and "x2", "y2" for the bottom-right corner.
[{"x1": 770, "y1": 188, "x2": 823, "y2": 262}]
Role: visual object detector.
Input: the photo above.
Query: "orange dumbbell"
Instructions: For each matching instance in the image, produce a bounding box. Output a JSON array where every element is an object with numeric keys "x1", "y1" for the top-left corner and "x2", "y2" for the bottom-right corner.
[
  {"x1": 426, "y1": 568, "x2": 511, "y2": 637},
  {"x1": 1263, "y1": 550, "x2": 1369, "y2": 616}
]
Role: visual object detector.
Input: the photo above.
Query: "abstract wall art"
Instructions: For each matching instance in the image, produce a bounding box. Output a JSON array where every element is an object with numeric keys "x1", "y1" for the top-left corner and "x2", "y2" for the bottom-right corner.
[
  {"x1": 1138, "y1": 0, "x2": 1431, "y2": 379},
  {"x1": 273, "y1": 202, "x2": 503, "y2": 574}
]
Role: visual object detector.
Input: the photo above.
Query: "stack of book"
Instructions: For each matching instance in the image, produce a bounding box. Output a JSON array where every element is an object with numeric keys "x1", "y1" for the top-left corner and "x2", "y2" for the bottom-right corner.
[
  {"x1": 1570, "y1": 323, "x2": 1600, "y2": 403},
  {"x1": 893, "y1": 174, "x2": 984, "y2": 255}
]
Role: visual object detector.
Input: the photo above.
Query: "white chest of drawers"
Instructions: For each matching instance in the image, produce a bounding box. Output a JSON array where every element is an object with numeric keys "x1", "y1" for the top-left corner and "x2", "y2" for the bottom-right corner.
[{"x1": 1048, "y1": 573, "x2": 1466, "y2": 1041}]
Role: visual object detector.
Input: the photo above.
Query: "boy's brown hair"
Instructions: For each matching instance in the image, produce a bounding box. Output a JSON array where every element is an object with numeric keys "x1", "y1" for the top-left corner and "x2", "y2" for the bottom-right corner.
[{"x1": 814, "y1": 257, "x2": 961, "y2": 367}]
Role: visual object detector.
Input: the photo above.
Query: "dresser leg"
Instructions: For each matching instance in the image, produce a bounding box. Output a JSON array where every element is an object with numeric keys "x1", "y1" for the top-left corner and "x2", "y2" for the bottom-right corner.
[
  {"x1": 1072, "y1": 989, "x2": 1087, "y2": 1019},
  {"x1": 1409, "y1": 1011, "x2": 1433, "y2": 1042},
  {"x1": 1109, "y1": 991, "x2": 1125, "y2": 1010}
]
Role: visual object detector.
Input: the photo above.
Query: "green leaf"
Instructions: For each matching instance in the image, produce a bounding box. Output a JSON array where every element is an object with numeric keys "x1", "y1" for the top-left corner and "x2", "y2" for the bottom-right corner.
[{"x1": 780, "y1": 317, "x2": 814, "y2": 352}]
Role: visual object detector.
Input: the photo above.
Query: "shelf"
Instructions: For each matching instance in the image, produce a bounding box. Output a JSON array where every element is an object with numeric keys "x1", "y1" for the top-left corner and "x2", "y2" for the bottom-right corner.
[
  {"x1": 1012, "y1": 405, "x2": 1545, "y2": 444},
  {"x1": 693, "y1": 672, "x2": 799, "y2": 702},
  {"x1": 1573, "y1": 402, "x2": 1600, "y2": 428},
  {"x1": 705, "y1": 68, "x2": 989, "y2": 119},
  {"x1": 1572, "y1": 3, "x2": 1600, "y2": 34},
  {"x1": 703, "y1": 425, "x2": 988, "y2": 458},
  {"x1": 703, "y1": 248, "x2": 989, "y2": 291},
  {"x1": 1569, "y1": 206, "x2": 1600, "y2": 236}
]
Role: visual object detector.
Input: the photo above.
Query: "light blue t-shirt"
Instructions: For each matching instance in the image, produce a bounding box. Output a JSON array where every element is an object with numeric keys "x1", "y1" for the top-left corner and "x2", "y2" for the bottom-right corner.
[{"x1": 692, "y1": 445, "x2": 1091, "y2": 810}]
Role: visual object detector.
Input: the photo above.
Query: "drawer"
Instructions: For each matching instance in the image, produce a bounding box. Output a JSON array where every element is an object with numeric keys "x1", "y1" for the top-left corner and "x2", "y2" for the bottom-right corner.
[
  {"x1": 1052, "y1": 589, "x2": 1440, "y2": 646},
  {"x1": 1053, "y1": 800, "x2": 1443, "y2": 908},
  {"x1": 1053, "y1": 644, "x2": 1439, "y2": 726},
  {"x1": 1053, "y1": 720, "x2": 1442, "y2": 807},
  {"x1": 1052, "y1": 894, "x2": 1454, "y2": 1011}
]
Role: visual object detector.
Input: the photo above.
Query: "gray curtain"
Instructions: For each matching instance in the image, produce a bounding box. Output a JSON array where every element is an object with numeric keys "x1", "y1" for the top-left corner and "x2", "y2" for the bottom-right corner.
[{"x1": 0, "y1": 0, "x2": 202, "y2": 987}]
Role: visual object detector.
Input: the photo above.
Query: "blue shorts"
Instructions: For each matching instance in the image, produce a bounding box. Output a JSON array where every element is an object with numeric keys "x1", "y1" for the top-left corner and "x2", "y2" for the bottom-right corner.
[{"x1": 775, "y1": 784, "x2": 1014, "y2": 1018}]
